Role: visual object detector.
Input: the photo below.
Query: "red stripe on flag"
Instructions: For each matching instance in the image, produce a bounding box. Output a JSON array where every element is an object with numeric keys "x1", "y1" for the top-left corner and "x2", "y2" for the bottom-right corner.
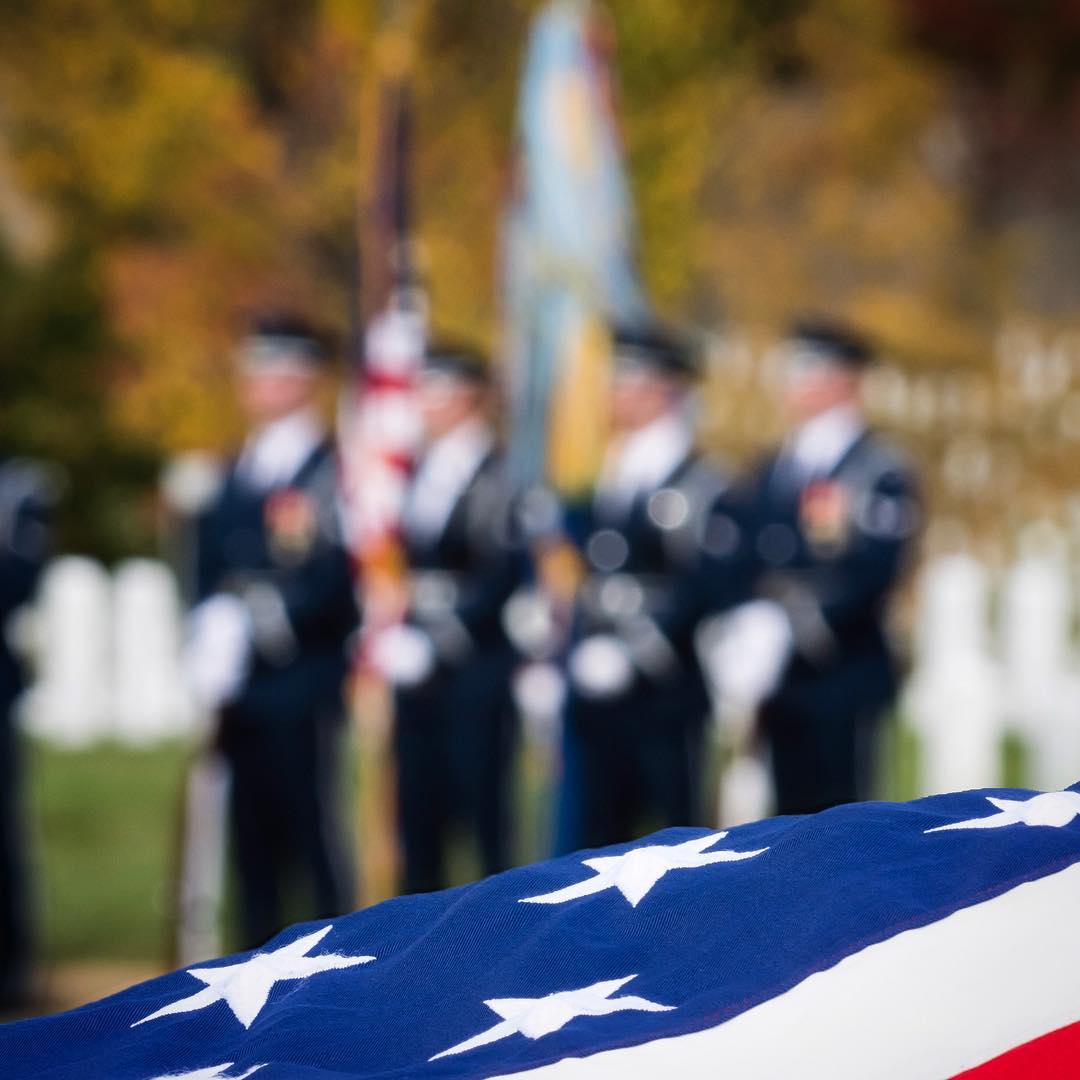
[
  {"x1": 363, "y1": 370, "x2": 416, "y2": 392},
  {"x1": 954, "y1": 1018, "x2": 1080, "y2": 1078}
]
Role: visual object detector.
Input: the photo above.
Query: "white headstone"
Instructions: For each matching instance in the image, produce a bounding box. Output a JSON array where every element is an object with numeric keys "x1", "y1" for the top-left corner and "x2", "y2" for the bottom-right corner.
[
  {"x1": 1000, "y1": 536, "x2": 1080, "y2": 790},
  {"x1": 904, "y1": 554, "x2": 1003, "y2": 794},
  {"x1": 112, "y1": 558, "x2": 197, "y2": 744},
  {"x1": 20, "y1": 556, "x2": 113, "y2": 746}
]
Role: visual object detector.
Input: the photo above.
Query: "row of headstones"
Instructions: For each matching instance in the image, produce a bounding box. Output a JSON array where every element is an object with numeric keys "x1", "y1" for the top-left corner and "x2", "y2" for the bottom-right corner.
[
  {"x1": 14, "y1": 556, "x2": 200, "y2": 746},
  {"x1": 905, "y1": 552, "x2": 1080, "y2": 795},
  {"x1": 707, "y1": 332, "x2": 1080, "y2": 487},
  {"x1": 14, "y1": 552, "x2": 1080, "y2": 800},
  {"x1": 716, "y1": 326, "x2": 1080, "y2": 421},
  {"x1": 716, "y1": 548, "x2": 1080, "y2": 824}
]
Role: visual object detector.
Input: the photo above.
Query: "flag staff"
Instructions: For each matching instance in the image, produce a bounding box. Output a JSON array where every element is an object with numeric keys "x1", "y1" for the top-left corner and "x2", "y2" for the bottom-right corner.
[{"x1": 342, "y1": 0, "x2": 427, "y2": 904}]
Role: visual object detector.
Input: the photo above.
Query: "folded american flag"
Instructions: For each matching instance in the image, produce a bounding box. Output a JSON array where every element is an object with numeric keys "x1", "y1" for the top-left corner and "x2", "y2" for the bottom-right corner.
[{"x1": 5, "y1": 784, "x2": 1080, "y2": 1078}]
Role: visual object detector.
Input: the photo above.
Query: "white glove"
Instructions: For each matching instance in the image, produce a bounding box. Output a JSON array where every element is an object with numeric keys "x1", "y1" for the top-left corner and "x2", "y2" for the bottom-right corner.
[
  {"x1": 513, "y1": 661, "x2": 567, "y2": 720},
  {"x1": 704, "y1": 600, "x2": 794, "y2": 718},
  {"x1": 185, "y1": 594, "x2": 253, "y2": 710},
  {"x1": 370, "y1": 623, "x2": 437, "y2": 687},
  {"x1": 568, "y1": 634, "x2": 635, "y2": 700},
  {"x1": 502, "y1": 588, "x2": 560, "y2": 659},
  {"x1": 513, "y1": 662, "x2": 567, "y2": 748}
]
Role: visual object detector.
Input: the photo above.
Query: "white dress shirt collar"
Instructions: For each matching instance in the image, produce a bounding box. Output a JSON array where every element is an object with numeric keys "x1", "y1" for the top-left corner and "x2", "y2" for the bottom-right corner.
[
  {"x1": 238, "y1": 408, "x2": 324, "y2": 491},
  {"x1": 596, "y1": 410, "x2": 694, "y2": 516},
  {"x1": 404, "y1": 417, "x2": 494, "y2": 544},
  {"x1": 787, "y1": 403, "x2": 865, "y2": 478}
]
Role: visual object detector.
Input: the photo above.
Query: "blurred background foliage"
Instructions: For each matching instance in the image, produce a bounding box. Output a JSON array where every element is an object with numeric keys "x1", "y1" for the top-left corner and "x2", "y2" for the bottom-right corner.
[{"x1": 0, "y1": 0, "x2": 1078, "y2": 559}]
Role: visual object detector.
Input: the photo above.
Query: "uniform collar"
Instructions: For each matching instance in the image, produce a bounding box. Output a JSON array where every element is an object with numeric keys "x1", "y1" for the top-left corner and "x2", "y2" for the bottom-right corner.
[
  {"x1": 404, "y1": 417, "x2": 494, "y2": 543},
  {"x1": 420, "y1": 416, "x2": 493, "y2": 473},
  {"x1": 239, "y1": 408, "x2": 325, "y2": 491},
  {"x1": 786, "y1": 403, "x2": 865, "y2": 479},
  {"x1": 596, "y1": 410, "x2": 694, "y2": 516}
]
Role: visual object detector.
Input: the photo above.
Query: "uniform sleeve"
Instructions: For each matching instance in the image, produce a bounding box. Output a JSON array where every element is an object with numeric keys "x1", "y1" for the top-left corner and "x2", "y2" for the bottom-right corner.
[
  {"x1": 623, "y1": 467, "x2": 752, "y2": 680},
  {"x1": 455, "y1": 539, "x2": 527, "y2": 643},
  {"x1": 644, "y1": 495, "x2": 747, "y2": 661},
  {"x1": 194, "y1": 495, "x2": 225, "y2": 604},
  {"x1": 411, "y1": 480, "x2": 527, "y2": 662},
  {"x1": 0, "y1": 463, "x2": 54, "y2": 617},
  {"x1": 690, "y1": 482, "x2": 758, "y2": 617}
]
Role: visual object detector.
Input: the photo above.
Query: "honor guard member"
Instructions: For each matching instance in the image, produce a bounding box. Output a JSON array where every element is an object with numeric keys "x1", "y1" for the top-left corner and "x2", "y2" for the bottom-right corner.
[
  {"x1": 0, "y1": 459, "x2": 52, "y2": 1012},
  {"x1": 725, "y1": 318, "x2": 919, "y2": 816},
  {"x1": 560, "y1": 323, "x2": 735, "y2": 851},
  {"x1": 372, "y1": 343, "x2": 525, "y2": 895},
  {"x1": 187, "y1": 314, "x2": 359, "y2": 949}
]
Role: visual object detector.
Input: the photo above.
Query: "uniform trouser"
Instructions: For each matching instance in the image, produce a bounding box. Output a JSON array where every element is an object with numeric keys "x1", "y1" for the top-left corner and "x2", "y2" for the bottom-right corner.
[
  {"x1": 0, "y1": 709, "x2": 31, "y2": 1002},
  {"x1": 570, "y1": 690, "x2": 706, "y2": 851},
  {"x1": 763, "y1": 696, "x2": 882, "y2": 816},
  {"x1": 393, "y1": 652, "x2": 516, "y2": 895},
  {"x1": 219, "y1": 707, "x2": 353, "y2": 950}
]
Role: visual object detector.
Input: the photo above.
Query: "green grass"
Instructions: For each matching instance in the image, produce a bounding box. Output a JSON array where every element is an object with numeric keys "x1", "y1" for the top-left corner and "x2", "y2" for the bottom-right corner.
[
  {"x1": 1001, "y1": 730, "x2": 1028, "y2": 788},
  {"x1": 879, "y1": 711, "x2": 920, "y2": 803},
  {"x1": 28, "y1": 739, "x2": 192, "y2": 964},
  {"x1": 22, "y1": 720, "x2": 1029, "y2": 967},
  {"x1": 28, "y1": 736, "x2": 368, "y2": 963}
]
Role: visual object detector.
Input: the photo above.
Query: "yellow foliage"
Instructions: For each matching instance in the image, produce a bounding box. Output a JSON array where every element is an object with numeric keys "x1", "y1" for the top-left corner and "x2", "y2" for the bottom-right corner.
[{"x1": 0, "y1": 0, "x2": 1066, "y2": 500}]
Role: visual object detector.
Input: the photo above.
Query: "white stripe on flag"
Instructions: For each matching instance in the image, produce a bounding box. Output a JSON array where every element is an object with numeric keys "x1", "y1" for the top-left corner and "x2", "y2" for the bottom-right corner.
[{"x1": 501, "y1": 859, "x2": 1080, "y2": 1079}]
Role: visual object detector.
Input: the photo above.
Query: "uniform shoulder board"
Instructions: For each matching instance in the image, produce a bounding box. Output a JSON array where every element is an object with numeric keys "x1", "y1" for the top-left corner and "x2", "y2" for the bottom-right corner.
[
  {"x1": 692, "y1": 457, "x2": 750, "y2": 562},
  {"x1": 0, "y1": 457, "x2": 63, "y2": 508},
  {"x1": 0, "y1": 457, "x2": 59, "y2": 558},
  {"x1": 299, "y1": 445, "x2": 338, "y2": 493},
  {"x1": 467, "y1": 456, "x2": 519, "y2": 553},
  {"x1": 652, "y1": 454, "x2": 732, "y2": 563},
  {"x1": 838, "y1": 433, "x2": 914, "y2": 490},
  {"x1": 295, "y1": 445, "x2": 344, "y2": 543},
  {"x1": 840, "y1": 435, "x2": 920, "y2": 542},
  {"x1": 680, "y1": 454, "x2": 733, "y2": 500}
]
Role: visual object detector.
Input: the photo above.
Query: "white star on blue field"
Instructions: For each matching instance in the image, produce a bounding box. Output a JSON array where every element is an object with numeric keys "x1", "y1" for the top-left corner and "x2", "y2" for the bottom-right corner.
[{"x1": 519, "y1": 832, "x2": 768, "y2": 907}]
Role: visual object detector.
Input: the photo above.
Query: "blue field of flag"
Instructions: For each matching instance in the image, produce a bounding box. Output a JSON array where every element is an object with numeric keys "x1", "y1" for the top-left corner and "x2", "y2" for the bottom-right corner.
[{"x1": 3, "y1": 784, "x2": 1080, "y2": 1078}]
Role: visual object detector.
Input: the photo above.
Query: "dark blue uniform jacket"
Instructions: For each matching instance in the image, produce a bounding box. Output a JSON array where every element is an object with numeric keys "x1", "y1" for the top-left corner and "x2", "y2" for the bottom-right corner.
[{"x1": 195, "y1": 440, "x2": 359, "y2": 723}]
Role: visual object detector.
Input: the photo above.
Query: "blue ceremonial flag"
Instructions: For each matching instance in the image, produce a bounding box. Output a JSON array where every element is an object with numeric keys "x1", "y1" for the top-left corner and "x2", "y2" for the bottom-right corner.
[
  {"x1": 503, "y1": 0, "x2": 649, "y2": 496},
  {"x1": 5, "y1": 783, "x2": 1080, "y2": 1078}
]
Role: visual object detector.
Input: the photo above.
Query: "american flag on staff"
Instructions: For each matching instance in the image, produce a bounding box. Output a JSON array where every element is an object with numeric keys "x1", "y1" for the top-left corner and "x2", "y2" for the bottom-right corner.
[
  {"x1": 5, "y1": 782, "x2": 1080, "y2": 1077},
  {"x1": 338, "y1": 31, "x2": 426, "y2": 613}
]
